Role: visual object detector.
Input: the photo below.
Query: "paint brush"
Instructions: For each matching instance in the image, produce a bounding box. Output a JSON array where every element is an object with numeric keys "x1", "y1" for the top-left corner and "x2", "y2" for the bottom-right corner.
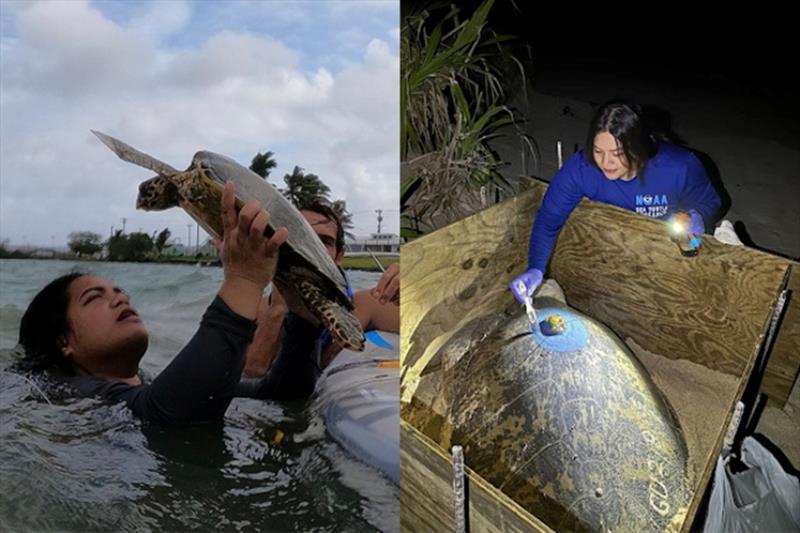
[{"x1": 516, "y1": 280, "x2": 539, "y2": 332}]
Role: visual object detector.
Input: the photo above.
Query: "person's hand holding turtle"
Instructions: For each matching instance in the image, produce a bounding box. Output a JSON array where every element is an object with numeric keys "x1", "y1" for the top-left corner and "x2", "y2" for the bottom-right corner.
[{"x1": 219, "y1": 181, "x2": 288, "y2": 319}]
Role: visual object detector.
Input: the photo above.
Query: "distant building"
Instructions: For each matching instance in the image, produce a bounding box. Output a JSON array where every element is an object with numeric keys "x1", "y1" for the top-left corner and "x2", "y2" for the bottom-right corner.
[
  {"x1": 163, "y1": 239, "x2": 218, "y2": 257},
  {"x1": 162, "y1": 242, "x2": 188, "y2": 256},
  {"x1": 30, "y1": 248, "x2": 56, "y2": 258},
  {"x1": 345, "y1": 233, "x2": 400, "y2": 254}
]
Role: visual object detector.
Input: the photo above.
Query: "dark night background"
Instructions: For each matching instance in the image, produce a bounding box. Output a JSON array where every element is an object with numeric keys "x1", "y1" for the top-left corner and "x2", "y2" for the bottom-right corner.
[{"x1": 404, "y1": 1, "x2": 799, "y2": 258}]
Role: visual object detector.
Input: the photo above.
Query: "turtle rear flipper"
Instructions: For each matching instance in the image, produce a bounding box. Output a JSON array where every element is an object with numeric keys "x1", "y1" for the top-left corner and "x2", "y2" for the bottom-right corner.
[{"x1": 298, "y1": 280, "x2": 365, "y2": 352}]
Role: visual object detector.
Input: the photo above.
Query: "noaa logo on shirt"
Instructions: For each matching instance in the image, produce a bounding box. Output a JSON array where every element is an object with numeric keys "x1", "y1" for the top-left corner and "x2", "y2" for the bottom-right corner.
[
  {"x1": 635, "y1": 193, "x2": 669, "y2": 218},
  {"x1": 636, "y1": 194, "x2": 667, "y2": 206}
]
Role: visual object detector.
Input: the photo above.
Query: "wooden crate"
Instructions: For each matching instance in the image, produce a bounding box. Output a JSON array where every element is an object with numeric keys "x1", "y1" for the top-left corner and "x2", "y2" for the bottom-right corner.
[{"x1": 400, "y1": 179, "x2": 798, "y2": 532}]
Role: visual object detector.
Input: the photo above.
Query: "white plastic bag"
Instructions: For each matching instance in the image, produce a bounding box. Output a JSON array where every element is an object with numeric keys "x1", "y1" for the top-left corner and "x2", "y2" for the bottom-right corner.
[
  {"x1": 704, "y1": 436, "x2": 800, "y2": 532},
  {"x1": 713, "y1": 219, "x2": 745, "y2": 246}
]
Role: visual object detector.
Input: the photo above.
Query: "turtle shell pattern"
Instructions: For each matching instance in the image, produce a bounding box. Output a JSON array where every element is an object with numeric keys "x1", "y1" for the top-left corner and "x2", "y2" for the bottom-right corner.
[{"x1": 404, "y1": 298, "x2": 690, "y2": 532}]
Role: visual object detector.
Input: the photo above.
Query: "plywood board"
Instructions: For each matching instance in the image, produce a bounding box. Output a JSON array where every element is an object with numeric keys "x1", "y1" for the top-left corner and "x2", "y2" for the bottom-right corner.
[
  {"x1": 762, "y1": 263, "x2": 800, "y2": 406},
  {"x1": 400, "y1": 420, "x2": 552, "y2": 533}
]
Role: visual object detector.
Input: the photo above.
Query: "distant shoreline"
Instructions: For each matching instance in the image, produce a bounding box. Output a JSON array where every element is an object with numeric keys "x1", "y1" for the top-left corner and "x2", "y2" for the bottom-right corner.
[{"x1": 0, "y1": 254, "x2": 399, "y2": 272}]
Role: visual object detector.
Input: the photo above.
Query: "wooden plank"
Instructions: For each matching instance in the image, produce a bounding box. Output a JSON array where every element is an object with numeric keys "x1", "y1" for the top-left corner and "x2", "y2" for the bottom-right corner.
[
  {"x1": 681, "y1": 290, "x2": 779, "y2": 533},
  {"x1": 549, "y1": 194, "x2": 789, "y2": 379},
  {"x1": 400, "y1": 186, "x2": 544, "y2": 404},
  {"x1": 762, "y1": 262, "x2": 800, "y2": 406},
  {"x1": 400, "y1": 420, "x2": 552, "y2": 533}
]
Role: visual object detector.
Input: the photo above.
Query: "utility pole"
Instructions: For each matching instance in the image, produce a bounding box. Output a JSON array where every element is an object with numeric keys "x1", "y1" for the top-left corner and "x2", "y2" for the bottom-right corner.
[
  {"x1": 120, "y1": 217, "x2": 127, "y2": 234},
  {"x1": 375, "y1": 209, "x2": 383, "y2": 234},
  {"x1": 196, "y1": 223, "x2": 200, "y2": 255},
  {"x1": 186, "y1": 224, "x2": 192, "y2": 253}
]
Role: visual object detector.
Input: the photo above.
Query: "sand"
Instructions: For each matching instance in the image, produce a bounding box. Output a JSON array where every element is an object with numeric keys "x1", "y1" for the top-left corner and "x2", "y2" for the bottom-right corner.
[
  {"x1": 625, "y1": 339, "x2": 740, "y2": 489},
  {"x1": 756, "y1": 377, "x2": 800, "y2": 469}
]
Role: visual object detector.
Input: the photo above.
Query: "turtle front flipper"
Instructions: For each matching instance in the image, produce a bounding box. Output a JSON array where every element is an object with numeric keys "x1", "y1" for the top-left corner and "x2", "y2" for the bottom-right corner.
[{"x1": 298, "y1": 280, "x2": 365, "y2": 352}]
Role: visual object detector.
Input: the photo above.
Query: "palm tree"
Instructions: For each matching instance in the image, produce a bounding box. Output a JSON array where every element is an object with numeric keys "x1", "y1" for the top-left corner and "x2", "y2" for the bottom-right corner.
[
  {"x1": 282, "y1": 166, "x2": 331, "y2": 207},
  {"x1": 249, "y1": 151, "x2": 277, "y2": 179},
  {"x1": 331, "y1": 199, "x2": 355, "y2": 239}
]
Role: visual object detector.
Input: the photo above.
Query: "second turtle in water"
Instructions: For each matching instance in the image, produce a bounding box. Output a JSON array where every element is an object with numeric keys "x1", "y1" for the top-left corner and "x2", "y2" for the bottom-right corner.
[{"x1": 405, "y1": 298, "x2": 691, "y2": 532}]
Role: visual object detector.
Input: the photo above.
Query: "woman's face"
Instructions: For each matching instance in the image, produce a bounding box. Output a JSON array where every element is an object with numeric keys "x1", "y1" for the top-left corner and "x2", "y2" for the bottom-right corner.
[
  {"x1": 62, "y1": 276, "x2": 148, "y2": 376},
  {"x1": 592, "y1": 132, "x2": 635, "y2": 181}
]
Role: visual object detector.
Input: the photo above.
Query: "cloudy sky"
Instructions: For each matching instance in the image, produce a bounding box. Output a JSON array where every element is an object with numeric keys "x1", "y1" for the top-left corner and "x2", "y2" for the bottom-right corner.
[{"x1": 0, "y1": 0, "x2": 399, "y2": 248}]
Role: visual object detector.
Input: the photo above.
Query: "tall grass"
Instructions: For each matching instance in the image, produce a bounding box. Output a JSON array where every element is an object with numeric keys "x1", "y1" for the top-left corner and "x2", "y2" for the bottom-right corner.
[{"x1": 401, "y1": 0, "x2": 535, "y2": 238}]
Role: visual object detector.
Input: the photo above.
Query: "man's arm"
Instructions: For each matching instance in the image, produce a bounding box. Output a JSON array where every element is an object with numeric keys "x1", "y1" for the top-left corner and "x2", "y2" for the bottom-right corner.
[
  {"x1": 353, "y1": 289, "x2": 399, "y2": 333},
  {"x1": 243, "y1": 291, "x2": 287, "y2": 377},
  {"x1": 360, "y1": 262, "x2": 400, "y2": 332},
  {"x1": 236, "y1": 312, "x2": 323, "y2": 400}
]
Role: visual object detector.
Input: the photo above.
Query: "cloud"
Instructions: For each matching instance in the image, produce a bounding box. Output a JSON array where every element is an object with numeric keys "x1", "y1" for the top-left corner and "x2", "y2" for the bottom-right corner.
[
  {"x1": 126, "y1": 0, "x2": 192, "y2": 42},
  {"x1": 7, "y1": 0, "x2": 156, "y2": 97},
  {"x1": 0, "y1": 0, "x2": 399, "y2": 247}
]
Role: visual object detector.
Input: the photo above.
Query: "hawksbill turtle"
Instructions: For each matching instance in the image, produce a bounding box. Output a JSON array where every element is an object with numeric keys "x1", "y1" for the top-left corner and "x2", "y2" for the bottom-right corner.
[{"x1": 92, "y1": 130, "x2": 365, "y2": 351}]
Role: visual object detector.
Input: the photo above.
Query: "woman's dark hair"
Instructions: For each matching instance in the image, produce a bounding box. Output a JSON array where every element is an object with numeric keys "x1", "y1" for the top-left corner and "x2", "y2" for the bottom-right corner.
[
  {"x1": 584, "y1": 101, "x2": 659, "y2": 181},
  {"x1": 16, "y1": 272, "x2": 86, "y2": 375}
]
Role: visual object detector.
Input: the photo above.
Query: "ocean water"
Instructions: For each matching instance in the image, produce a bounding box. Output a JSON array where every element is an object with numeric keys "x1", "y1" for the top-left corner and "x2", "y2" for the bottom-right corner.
[{"x1": 0, "y1": 259, "x2": 397, "y2": 532}]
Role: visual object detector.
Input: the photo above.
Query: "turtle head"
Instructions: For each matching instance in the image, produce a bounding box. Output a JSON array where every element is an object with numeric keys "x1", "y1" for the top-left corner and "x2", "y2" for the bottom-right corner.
[{"x1": 136, "y1": 176, "x2": 180, "y2": 211}]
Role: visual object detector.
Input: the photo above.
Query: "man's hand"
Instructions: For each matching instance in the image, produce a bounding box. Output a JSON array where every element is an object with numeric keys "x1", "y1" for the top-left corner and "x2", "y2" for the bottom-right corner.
[
  {"x1": 509, "y1": 268, "x2": 543, "y2": 305},
  {"x1": 218, "y1": 181, "x2": 288, "y2": 319},
  {"x1": 370, "y1": 263, "x2": 399, "y2": 304}
]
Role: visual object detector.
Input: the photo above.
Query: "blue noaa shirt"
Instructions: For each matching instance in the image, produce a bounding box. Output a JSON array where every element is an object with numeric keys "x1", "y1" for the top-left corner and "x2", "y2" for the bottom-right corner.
[{"x1": 528, "y1": 143, "x2": 721, "y2": 271}]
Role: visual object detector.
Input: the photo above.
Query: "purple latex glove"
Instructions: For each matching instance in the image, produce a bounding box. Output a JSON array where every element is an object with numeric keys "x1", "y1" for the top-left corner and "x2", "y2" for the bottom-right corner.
[
  {"x1": 509, "y1": 268, "x2": 543, "y2": 305},
  {"x1": 687, "y1": 209, "x2": 705, "y2": 235}
]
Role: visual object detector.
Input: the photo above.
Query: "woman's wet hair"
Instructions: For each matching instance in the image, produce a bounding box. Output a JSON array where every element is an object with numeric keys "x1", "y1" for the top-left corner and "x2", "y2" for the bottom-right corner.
[
  {"x1": 16, "y1": 271, "x2": 86, "y2": 375},
  {"x1": 584, "y1": 101, "x2": 659, "y2": 181}
]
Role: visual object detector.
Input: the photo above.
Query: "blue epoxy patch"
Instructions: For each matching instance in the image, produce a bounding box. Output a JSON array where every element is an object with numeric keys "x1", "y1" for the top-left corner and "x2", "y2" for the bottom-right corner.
[{"x1": 529, "y1": 308, "x2": 588, "y2": 352}]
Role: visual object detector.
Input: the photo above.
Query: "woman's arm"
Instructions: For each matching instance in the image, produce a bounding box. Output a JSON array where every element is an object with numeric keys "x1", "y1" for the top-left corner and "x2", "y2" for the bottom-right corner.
[
  {"x1": 528, "y1": 155, "x2": 586, "y2": 272},
  {"x1": 74, "y1": 296, "x2": 256, "y2": 424},
  {"x1": 72, "y1": 182, "x2": 289, "y2": 424},
  {"x1": 679, "y1": 153, "x2": 722, "y2": 231}
]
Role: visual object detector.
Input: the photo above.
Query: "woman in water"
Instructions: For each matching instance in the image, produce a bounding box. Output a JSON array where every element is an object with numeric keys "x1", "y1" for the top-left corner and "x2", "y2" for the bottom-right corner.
[
  {"x1": 510, "y1": 101, "x2": 722, "y2": 302},
  {"x1": 16, "y1": 182, "x2": 288, "y2": 425}
]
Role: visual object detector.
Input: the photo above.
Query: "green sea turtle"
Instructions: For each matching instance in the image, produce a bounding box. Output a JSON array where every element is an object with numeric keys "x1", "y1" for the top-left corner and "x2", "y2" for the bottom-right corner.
[
  {"x1": 92, "y1": 130, "x2": 365, "y2": 351},
  {"x1": 404, "y1": 297, "x2": 690, "y2": 532}
]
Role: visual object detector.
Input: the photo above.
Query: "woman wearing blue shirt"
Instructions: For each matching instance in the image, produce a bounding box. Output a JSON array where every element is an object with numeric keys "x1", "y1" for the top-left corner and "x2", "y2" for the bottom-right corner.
[{"x1": 510, "y1": 101, "x2": 722, "y2": 302}]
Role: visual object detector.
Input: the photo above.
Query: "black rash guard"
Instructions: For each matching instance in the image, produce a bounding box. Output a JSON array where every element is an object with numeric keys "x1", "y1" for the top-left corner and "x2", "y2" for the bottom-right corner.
[
  {"x1": 64, "y1": 296, "x2": 255, "y2": 426},
  {"x1": 234, "y1": 312, "x2": 324, "y2": 401}
]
